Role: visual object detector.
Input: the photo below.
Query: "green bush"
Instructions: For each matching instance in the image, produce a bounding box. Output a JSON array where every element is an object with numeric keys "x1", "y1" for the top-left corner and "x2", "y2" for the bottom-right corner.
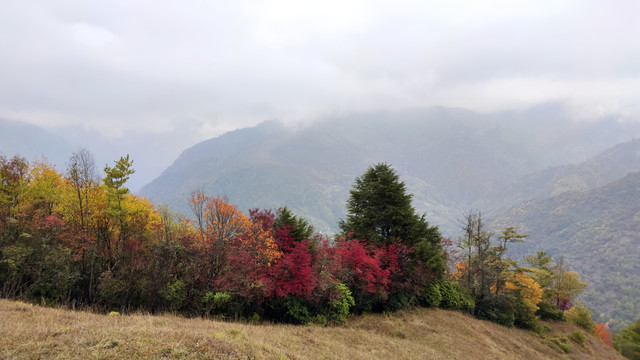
[
  {"x1": 546, "y1": 337, "x2": 573, "y2": 353},
  {"x1": 565, "y1": 306, "x2": 595, "y2": 332},
  {"x1": 476, "y1": 296, "x2": 515, "y2": 327},
  {"x1": 311, "y1": 314, "x2": 328, "y2": 326},
  {"x1": 249, "y1": 312, "x2": 260, "y2": 325},
  {"x1": 162, "y1": 279, "x2": 187, "y2": 311},
  {"x1": 613, "y1": 318, "x2": 640, "y2": 360},
  {"x1": 512, "y1": 295, "x2": 540, "y2": 330},
  {"x1": 419, "y1": 281, "x2": 442, "y2": 307},
  {"x1": 438, "y1": 280, "x2": 474, "y2": 312},
  {"x1": 384, "y1": 291, "x2": 415, "y2": 312},
  {"x1": 537, "y1": 301, "x2": 565, "y2": 321},
  {"x1": 201, "y1": 291, "x2": 232, "y2": 315},
  {"x1": 567, "y1": 330, "x2": 586, "y2": 345},
  {"x1": 330, "y1": 283, "x2": 355, "y2": 324},
  {"x1": 284, "y1": 297, "x2": 311, "y2": 324},
  {"x1": 97, "y1": 270, "x2": 127, "y2": 309}
]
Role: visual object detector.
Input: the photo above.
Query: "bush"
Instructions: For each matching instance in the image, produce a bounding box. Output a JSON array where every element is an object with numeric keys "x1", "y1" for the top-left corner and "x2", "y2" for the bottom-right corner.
[
  {"x1": 330, "y1": 283, "x2": 355, "y2": 324},
  {"x1": 201, "y1": 291, "x2": 232, "y2": 316},
  {"x1": 565, "y1": 306, "x2": 595, "y2": 332},
  {"x1": 97, "y1": 270, "x2": 127, "y2": 309},
  {"x1": 438, "y1": 280, "x2": 474, "y2": 312},
  {"x1": 419, "y1": 281, "x2": 442, "y2": 307},
  {"x1": 249, "y1": 312, "x2": 260, "y2": 325},
  {"x1": 162, "y1": 279, "x2": 187, "y2": 311},
  {"x1": 567, "y1": 330, "x2": 586, "y2": 345},
  {"x1": 384, "y1": 291, "x2": 415, "y2": 312},
  {"x1": 537, "y1": 301, "x2": 565, "y2": 321},
  {"x1": 546, "y1": 337, "x2": 573, "y2": 353},
  {"x1": 613, "y1": 318, "x2": 640, "y2": 360},
  {"x1": 512, "y1": 295, "x2": 540, "y2": 330},
  {"x1": 476, "y1": 296, "x2": 515, "y2": 327},
  {"x1": 311, "y1": 314, "x2": 328, "y2": 326},
  {"x1": 283, "y1": 296, "x2": 311, "y2": 324}
]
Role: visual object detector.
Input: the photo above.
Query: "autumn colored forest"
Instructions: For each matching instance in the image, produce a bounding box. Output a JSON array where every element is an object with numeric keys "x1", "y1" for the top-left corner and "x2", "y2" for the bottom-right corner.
[{"x1": 1, "y1": 150, "x2": 636, "y2": 357}]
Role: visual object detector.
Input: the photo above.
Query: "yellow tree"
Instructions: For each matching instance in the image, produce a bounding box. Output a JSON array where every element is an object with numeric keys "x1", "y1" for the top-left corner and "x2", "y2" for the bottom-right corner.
[{"x1": 505, "y1": 273, "x2": 543, "y2": 312}]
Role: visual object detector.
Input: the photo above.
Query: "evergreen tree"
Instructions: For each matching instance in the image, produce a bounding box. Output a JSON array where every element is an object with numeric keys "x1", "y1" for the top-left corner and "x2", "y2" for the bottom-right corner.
[
  {"x1": 339, "y1": 163, "x2": 445, "y2": 275},
  {"x1": 276, "y1": 206, "x2": 314, "y2": 242}
]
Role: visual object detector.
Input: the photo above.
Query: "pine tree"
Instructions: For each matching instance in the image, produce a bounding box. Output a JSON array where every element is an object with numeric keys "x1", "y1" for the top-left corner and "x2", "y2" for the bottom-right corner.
[{"x1": 339, "y1": 163, "x2": 445, "y2": 276}]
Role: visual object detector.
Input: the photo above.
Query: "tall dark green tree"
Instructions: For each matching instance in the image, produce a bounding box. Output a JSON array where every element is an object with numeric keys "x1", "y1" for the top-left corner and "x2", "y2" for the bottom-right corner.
[{"x1": 339, "y1": 163, "x2": 445, "y2": 275}]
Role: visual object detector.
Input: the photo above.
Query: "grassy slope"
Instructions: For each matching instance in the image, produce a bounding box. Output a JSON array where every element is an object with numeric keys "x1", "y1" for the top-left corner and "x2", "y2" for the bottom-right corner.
[{"x1": 0, "y1": 299, "x2": 622, "y2": 360}]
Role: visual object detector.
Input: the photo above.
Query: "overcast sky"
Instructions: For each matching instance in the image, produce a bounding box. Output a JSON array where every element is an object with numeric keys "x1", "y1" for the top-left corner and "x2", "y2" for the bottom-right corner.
[
  {"x1": 1, "y1": 0, "x2": 639, "y2": 138},
  {"x1": 1, "y1": 0, "x2": 639, "y2": 190}
]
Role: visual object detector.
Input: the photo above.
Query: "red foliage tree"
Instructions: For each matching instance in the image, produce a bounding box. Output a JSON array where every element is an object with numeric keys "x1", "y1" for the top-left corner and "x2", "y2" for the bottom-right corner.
[
  {"x1": 268, "y1": 240, "x2": 317, "y2": 298},
  {"x1": 334, "y1": 238, "x2": 390, "y2": 295}
]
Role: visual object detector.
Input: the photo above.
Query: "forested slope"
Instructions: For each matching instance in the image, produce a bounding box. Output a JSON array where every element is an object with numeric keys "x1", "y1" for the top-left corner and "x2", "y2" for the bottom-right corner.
[{"x1": 494, "y1": 172, "x2": 640, "y2": 330}]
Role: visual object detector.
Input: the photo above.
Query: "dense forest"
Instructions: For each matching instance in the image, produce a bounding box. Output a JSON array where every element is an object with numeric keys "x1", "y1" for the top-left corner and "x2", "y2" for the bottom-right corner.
[{"x1": 1, "y1": 150, "x2": 636, "y2": 357}]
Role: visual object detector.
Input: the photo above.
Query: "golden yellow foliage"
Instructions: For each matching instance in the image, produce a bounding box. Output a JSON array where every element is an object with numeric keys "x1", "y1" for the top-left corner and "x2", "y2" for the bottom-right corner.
[{"x1": 505, "y1": 273, "x2": 543, "y2": 311}]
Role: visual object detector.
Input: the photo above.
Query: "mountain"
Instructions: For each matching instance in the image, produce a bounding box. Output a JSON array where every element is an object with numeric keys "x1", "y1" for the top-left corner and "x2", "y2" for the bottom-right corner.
[
  {"x1": 481, "y1": 138, "x2": 640, "y2": 211},
  {"x1": 141, "y1": 105, "x2": 640, "y2": 235},
  {"x1": 493, "y1": 171, "x2": 640, "y2": 331},
  {"x1": 0, "y1": 118, "x2": 74, "y2": 167}
]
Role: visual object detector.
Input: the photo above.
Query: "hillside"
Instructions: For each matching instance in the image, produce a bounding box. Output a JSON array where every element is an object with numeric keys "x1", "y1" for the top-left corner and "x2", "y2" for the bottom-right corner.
[
  {"x1": 483, "y1": 138, "x2": 640, "y2": 211},
  {"x1": 0, "y1": 299, "x2": 622, "y2": 359},
  {"x1": 493, "y1": 171, "x2": 640, "y2": 331},
  {"x1": 140, "y1": 105, "x2": 640, "y2": 235},
  {"x1": 0, "y1": 118, "x2": 74, "y2": 167}
]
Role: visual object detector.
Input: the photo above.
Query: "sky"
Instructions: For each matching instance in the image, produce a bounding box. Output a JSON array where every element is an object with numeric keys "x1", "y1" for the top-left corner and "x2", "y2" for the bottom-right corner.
[{"x1": 1, "y1": 0, "x2": 639, "y2": 189}]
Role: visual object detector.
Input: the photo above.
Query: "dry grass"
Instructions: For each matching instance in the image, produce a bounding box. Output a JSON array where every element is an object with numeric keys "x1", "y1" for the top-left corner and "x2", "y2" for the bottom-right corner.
[{"x1": 0, "y1": 299, "x2": 623, "y2": 359}]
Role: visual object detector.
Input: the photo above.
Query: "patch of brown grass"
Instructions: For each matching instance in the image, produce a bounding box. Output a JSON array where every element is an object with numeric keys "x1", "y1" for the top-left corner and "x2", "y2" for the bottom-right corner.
[{"x1": 0, "y1": 300, "x2": 623, "y2": 359}]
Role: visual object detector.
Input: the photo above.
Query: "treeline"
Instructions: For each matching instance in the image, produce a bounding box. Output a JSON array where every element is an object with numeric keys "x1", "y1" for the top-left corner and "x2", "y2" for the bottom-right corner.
[
  {"x1": 0, "y1": 152, "x2": 624, "y2": 336},
  {"x1": 0, "y1": 152, "x2": 447, "y2": 324}
]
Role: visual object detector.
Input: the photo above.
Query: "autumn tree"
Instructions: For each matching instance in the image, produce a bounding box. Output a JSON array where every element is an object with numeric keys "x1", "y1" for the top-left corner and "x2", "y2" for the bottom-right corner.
[
  {"x1": 65, "y1": 148, "x2": 97, "y2": 230},
  {"x1": 0, "y1": 155, "x2": 29, "y2": 233},
  {"x1": 551, "y1": 256, "x2": 587, "y2": 310}
]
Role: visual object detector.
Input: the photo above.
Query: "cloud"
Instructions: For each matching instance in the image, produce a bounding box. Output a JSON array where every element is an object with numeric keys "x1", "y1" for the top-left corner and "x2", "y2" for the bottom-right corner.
[{"x1": 0, "y1": 0, "x2": 638, "y2": 143}]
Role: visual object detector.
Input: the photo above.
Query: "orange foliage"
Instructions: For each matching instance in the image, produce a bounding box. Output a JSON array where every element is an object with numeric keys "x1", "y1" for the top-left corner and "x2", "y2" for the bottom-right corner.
[
  {"x1": 595, "y1": 323, "x2": 613, "y2": 345},
  {"x1": 450, "y1": 261, "x2": 468, "y2": 281},
  {"x1": 203, "y1": 196, "x2": 280, "y2": 263}
]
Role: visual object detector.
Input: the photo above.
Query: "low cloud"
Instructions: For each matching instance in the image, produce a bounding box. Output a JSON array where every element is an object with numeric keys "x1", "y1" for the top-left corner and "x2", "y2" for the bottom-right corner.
[{"x1": 0, "y1": 0, "x2": 638, "y2": 142}]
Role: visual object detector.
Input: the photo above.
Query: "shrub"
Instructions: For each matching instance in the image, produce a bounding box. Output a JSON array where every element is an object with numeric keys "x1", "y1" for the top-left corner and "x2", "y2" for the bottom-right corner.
[
  {"x1": 97, "y1": 270, "x2": 127, "y2": 309},
  {"x1": 384, "y1": 291, "x2": 415, "y2": 312},
  {"x1": 567, "y1": 330, "x2": 586, "y2": 345},
  {"x1": 546, "y1": 337, "x2": 573, "y2": 353},
  {"x1": 512, "y1": 295, "x2": 540, "y2": 330},
  {"x1": 201, "y1": 291, "x2": 232, "y2": 316},
  {"x1": 476, "y1": 296, "x2": 515, "y2": 327},
  {"x1": 311, "y1": 314, "x2": 328, "y2": 326},
  {"x1": 565, "y1": 305, "x2": 595, "y2": 332},
  {"x1": 438, "y1": 280, "x2": 474, "y2": 312},
  {"x1": 419, "y1": 281, "x2": 442, "y2": 307},
  {"x1": 283, "y1": 296, "x2": 311, "y2": 324},
  {"x1": 162, "y1": 279, "x2": 187, "y2": 311},
  {"x1": 613, "y1": 318, "x2": 640, "y2": 360},
  {"x1": 537, "y1": 301, "x2": 565, "y2": 321},
  {"x1": 330, "y1": 283, "x2": 355, "y2": 324}
]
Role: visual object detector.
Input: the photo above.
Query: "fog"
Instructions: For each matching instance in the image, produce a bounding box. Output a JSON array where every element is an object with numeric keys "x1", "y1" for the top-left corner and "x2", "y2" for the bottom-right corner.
[{"x1": 1, "y1": 1, "x2": 638, "y2": 189}]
